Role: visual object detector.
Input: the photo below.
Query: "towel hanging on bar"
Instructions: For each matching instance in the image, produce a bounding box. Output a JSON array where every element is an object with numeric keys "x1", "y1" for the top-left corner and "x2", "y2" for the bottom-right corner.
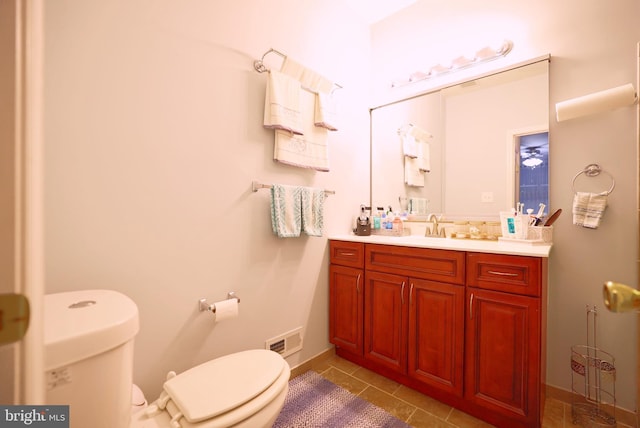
[
  {"x1": 253, "y1": 48, "x2": 343, "y2": 91},
  {"x1": 252, "y1": 180, "x2": 335, "y2": 195}
]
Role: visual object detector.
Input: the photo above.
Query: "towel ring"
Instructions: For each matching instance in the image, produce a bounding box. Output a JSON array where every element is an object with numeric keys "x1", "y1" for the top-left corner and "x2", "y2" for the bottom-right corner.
[{"x1": 571, "y1": 163, "x2": 615, "y2": 195}]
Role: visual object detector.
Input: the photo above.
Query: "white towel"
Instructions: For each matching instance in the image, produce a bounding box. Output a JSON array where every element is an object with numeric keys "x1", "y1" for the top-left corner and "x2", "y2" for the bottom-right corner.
[
  {"x1": 409, "y1": 197, "x2": 428, "y2": 215},
  {"x1": 270, "y1": 184, "x2": 302, "y2": 238},
  {"x1": 408, "y1": 125, "x2": 433, "y2": 142},
  {"x1": 572, "y1": 191, "x2": 608, "y2": 229},
  {"x1": 404, "y1": 156, "x2": 424, "y2": 187},
  {"x1": 274, "y1": 89, "x2": 330, "y2": 171},
  {"x1": 301, "y1": 187, "x2": 325, "y2": 236},
  {"x1": 417, "y1": 141, "x2": 431, "y2": 172},
  {"x1": 263, "y1": 70, "x2": 303, "y2": 135},
  {"x1": 402, "y1": 134, "x2": 418, "y2": 158},
  {"x1": 281, "y1": 57, "x2": 333, "y2": 93},
  {"x1": 314, "y1": 92, "x2": 338, "y2": 131},
  {"x1": 401, "y1": 125, "x2": 432, "y2": 158}
]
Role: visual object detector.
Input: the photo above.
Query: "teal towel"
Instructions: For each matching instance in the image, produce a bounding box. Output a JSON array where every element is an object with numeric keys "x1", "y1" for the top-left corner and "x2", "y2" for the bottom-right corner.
[
  {"x1": 271, "y1": 184, "x2": 302, "y2": 238},
  {"x1": 301, "y1": 187, "x2": 325, "y2": 237}
]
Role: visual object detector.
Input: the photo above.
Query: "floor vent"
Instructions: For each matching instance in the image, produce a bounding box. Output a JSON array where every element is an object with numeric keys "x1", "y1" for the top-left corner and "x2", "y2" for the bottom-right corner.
[{"x1": 266, "y1": 327, "x2": 303, "y2": 358}]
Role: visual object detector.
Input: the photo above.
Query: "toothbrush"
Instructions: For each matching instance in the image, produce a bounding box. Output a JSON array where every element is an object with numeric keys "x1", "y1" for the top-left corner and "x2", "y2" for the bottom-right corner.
[{"x1": 534, "y1": 203, "x2": 546, "y2": 225}]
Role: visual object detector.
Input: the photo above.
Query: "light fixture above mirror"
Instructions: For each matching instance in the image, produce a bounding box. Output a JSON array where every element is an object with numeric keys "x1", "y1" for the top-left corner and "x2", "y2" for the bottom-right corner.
[{"x1": 391, "y1": 40, "x2": 514, "y2": 88}]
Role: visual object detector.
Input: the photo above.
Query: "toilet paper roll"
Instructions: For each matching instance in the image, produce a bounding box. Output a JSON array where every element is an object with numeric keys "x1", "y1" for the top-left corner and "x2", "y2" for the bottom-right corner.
[
  {"x1": 214, "y1": 298, "x2": 239, "y2": 322},
  {"x1": 555, "y1": 83, "x2": 637, "y2": 122}
]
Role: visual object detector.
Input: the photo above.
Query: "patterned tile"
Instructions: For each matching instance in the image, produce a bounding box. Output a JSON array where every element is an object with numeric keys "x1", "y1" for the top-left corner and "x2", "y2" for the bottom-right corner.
[
  {"x1": 446, "y1": 408, "x2": 495, "y2": 428},
  {"x1": 316, "y1": 354, "x2": 637, "y2": 428},
  {"x1": 351, "y1": 366, "x2": 403, "y2": 395},
  {"x1": 408, "y1": 409, "x2": 457, "y2": 428},
  {"x1": 393, "y1": 385, "x2": 453, "y2": 421},
  {"x1": 320, "y1": 366, "x2": 369, "y2": 395},
  {"x1": 358, "y1": 385, "x2": 417, "y2": 422}
]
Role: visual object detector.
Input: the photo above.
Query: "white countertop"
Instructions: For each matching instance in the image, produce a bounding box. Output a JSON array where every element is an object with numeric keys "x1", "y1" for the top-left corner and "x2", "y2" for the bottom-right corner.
[{"x1": 329, "y1": 234, "x2": 552, "y2": 257}]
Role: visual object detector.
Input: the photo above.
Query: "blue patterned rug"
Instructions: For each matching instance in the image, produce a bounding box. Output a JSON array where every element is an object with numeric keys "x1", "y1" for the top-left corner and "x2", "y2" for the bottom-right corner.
[{"x1": 273, "y1": 371, "x2": 411, "y2": 428}]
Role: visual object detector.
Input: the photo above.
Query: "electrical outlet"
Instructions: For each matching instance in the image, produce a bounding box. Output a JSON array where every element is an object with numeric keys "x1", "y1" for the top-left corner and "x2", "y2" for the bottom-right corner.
[{"x1": 481, "y1": 192, "x2": 494, "y2": 203}]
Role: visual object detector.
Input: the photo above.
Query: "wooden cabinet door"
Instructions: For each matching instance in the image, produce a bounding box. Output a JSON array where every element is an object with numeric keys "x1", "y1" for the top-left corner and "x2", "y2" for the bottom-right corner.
[
  {"x1": 408, "y1": 278, "x2": 465, "y2": 397},
  {"x1": 364, "y1": 270, "x2": 408, "y2": 374},
  {"x1": 465, "y1": 287, "x2": 541, "y2": 427},
  {"x1": 329, "y1": 264, "x2": 363, "y2": 355}
]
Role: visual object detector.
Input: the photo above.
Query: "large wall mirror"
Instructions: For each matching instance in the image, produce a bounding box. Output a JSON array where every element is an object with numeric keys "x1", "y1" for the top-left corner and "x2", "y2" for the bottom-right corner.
[{"x1": 370, "y1": 57, "x2": 550, "y2": 220}]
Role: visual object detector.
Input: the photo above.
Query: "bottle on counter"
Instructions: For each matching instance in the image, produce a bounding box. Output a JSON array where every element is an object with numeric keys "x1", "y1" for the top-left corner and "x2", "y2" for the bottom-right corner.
[{"x1": 392, "y1": 214, "x2": 403, "y2": 233}]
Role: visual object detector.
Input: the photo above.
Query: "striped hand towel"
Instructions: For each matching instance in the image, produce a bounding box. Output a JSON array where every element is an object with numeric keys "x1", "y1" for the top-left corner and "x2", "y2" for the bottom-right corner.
[
  {"x1": 271, "y1": 184, "x2": 302, "y2": 237},
  {"x1": 572, "y1": 191, "x2": 608, "y2": 229},
  {"x1": 301, "y1": 187, "x2": 325, "y2": 237}
]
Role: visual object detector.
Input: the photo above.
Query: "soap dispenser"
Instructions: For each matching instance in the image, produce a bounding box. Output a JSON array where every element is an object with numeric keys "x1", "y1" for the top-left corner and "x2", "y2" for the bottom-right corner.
[{"x1": 354, "y1": 205, "x2": 371, "y2": 236}]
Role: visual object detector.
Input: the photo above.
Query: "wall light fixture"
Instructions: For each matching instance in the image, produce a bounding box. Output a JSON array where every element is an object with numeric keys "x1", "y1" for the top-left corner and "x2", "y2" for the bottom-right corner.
[{"x1": 391, "y1": 40, "x2": 514, "y2": 88}]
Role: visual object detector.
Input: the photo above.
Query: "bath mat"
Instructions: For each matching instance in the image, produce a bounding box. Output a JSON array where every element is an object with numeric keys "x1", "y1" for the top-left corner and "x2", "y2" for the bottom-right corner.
[{"x1": 273, "y1": 371, "x2": 411, "y2": 428}]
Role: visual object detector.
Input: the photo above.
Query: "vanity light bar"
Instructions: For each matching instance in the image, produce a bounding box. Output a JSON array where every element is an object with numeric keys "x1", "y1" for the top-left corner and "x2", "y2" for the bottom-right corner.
[{"x1": 391, "y1": 40, "x2": 514, "y2": 88}]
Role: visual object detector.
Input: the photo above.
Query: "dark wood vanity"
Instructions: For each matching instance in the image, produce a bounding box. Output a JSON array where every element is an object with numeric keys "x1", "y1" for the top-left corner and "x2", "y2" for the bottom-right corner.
[{"x1": 329, "y1": 237, "x2": 549, "y2": 428}]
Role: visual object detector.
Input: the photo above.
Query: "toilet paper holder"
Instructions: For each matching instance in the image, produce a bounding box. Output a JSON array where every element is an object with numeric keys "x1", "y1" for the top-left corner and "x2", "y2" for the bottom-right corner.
[{"x1": 198, "y1": 292, "x2": 241, "y2": 313}]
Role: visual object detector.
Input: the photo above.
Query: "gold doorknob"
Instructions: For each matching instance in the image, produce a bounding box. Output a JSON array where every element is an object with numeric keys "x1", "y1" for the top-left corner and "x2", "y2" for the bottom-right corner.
[
  {"x1": 0, "y1": 293, "x2": 30, "y2": 345},
  {"x1": 603, "y1": 281, "x2": 640, "y2": 313}
]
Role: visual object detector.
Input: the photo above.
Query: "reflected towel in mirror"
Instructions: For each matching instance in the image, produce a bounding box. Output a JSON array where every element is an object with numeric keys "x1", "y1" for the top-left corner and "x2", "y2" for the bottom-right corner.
[{"x1": 404, "y1": 156, "x2": 424, "y2": 187}]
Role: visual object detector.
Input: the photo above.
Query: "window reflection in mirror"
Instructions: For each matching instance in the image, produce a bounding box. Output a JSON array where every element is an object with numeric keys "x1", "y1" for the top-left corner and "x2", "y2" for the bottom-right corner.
[{"x1": 516, "y1": 132, "x2": 549, "y2": 215}]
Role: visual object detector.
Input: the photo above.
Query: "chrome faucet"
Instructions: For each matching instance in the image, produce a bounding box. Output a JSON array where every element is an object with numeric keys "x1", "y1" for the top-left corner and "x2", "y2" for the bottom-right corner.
[{"x1": 425, "y1": 213, "x2": 444, "y2": 237}]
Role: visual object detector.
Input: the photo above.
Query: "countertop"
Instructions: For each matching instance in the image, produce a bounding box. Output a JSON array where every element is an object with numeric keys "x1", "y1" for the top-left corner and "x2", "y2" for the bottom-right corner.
[{"x1": 329, "y1": 234, "x2": 552, "y2": 257}]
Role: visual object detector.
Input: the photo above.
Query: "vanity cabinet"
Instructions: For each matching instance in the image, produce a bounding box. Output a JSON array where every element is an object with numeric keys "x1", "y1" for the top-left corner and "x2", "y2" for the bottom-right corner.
[
  {"x1": 364, "y1": 244, "x2": 466, "y2": 396},
  {"x1": 408, "y1": 277, "x2": 465, "y2": 397},
  {"x1": 364, "y1": 270, "x2": 408, "y2": 374},
  {"x1": 329, "y1": 241, "x2": 364, "y2": 355},
  {"x1": 465, "y1": 252, "x2": 546, "y2": 428},
  {"x1": 329, "y1": 240, "x2": 548, "y2": 428}
]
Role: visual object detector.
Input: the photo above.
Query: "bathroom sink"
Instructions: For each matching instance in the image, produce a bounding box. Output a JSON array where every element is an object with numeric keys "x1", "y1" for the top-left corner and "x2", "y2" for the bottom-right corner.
[{"x1": 390, "y1": 235, "x2": 447, "y2": 244}]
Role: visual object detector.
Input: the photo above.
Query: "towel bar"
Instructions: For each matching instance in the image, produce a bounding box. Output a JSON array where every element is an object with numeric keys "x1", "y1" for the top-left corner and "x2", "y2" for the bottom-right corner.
[
  {"x1": 253, "y1": 47, "x2": 343, "y2": 90},
  {"x1": 572, "y1": 164, "x2": 615, "y2": 195},
  {"x1": 251, "y1": 180, "x2": 335, "y2": 195}
]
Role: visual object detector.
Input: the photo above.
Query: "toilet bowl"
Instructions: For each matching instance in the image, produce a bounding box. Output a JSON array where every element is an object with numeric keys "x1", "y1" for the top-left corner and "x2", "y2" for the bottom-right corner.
[{"x1": 44, "y1": 290, "x2": 290, "y2": 428}]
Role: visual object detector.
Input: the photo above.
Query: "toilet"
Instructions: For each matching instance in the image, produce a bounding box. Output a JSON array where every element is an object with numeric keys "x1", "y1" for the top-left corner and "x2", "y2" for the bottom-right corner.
[{"x1": 44, "y1": 289, "x2": 290, "y2": 428}]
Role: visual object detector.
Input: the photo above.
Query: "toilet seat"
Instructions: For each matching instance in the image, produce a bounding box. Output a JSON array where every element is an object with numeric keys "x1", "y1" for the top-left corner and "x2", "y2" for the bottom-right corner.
[{"x1": 133, "y1": 350, "x2": 290, "y2": 428}]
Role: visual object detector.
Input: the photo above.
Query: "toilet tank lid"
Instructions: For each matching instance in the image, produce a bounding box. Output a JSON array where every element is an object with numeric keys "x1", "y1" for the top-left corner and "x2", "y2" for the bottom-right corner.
[{"x1": 44, "y1": 289, "x2": 139, "y2": 371}]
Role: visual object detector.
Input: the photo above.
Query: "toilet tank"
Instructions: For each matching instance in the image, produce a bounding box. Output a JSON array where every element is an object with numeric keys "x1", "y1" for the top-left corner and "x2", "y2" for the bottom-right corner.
[{"x1": 44, "y1": 289, "x2": 139, "y2": 428}]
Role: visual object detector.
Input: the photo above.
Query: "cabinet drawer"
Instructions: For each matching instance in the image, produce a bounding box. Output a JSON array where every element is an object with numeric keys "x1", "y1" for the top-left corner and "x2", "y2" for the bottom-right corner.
[
  {"x1": 330, "y1": 240, "x2": 364, "y2": 268},
  {"x1": 365, "y1": 244, "x2": 465, "y2": 285},
  {"x1": 467, "y1": 252, "x2": 543, "y2": 297}
]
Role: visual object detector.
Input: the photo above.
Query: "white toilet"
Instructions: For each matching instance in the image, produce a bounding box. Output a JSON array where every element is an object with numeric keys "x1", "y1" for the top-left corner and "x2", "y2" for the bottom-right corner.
[{"x1": 44, "y1": 289, "x2": 290, "y2": 428}]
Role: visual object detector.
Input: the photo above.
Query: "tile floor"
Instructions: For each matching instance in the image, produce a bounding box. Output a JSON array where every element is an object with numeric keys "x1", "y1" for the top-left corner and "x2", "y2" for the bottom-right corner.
[{"x1": 296, "y1": 353, "x2": 633, "y2": 428}]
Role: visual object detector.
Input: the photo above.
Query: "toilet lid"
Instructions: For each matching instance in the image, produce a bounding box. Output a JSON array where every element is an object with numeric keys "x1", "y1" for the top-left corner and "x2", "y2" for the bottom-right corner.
[{"x1": 163, "y1": 350, "x2": 285, "y2": 423}]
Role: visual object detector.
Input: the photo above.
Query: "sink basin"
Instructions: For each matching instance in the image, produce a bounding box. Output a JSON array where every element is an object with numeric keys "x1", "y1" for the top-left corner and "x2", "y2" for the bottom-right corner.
[{"x1": 390, "y1": 235, "x2": 446, "y2": 243}]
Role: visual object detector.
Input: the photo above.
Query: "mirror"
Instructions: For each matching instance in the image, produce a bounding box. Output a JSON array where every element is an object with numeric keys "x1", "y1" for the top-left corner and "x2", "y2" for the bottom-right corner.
[{"x1": 370, "y1": 58, "x2": 549, "y2": 220}]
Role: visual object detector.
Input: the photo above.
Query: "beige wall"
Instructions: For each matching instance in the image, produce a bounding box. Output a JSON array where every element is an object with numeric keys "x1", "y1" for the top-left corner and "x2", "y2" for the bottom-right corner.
[
  {"x1": 43, "y1": 0, "x2": 371, "y2": 398},
  {"x1": 372, "y1": 0, "x2": 639, "y2": 412}
]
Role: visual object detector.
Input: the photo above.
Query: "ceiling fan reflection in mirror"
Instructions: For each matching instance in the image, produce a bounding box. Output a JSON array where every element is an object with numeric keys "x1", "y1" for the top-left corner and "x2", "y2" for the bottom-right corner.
[{"x1": 522, "y1": 146, "x2": 544, "y2": 168}]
